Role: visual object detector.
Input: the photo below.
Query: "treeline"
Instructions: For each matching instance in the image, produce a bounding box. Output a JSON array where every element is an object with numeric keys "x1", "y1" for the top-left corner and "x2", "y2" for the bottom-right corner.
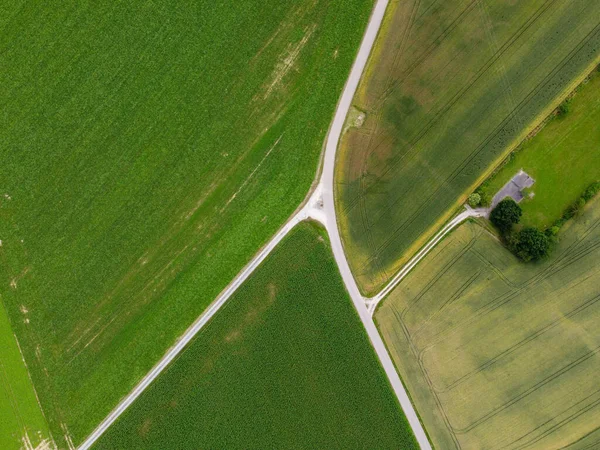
[{"x1": 489, "y1": 181, "x2": 600, "y2": 261}]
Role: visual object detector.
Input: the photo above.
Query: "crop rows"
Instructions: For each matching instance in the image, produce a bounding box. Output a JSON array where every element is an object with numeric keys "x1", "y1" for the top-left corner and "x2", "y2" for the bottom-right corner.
[
  {"x1": 0, "y1": 1, "x2": 373, "y2": 445},
  {"x1": 93, "y1": 223, "x2": 418, "y2": 449},
  {"x1": 376, "y1": 199, "x2": 600, "y2": 449},
  {"x1": 336, "y1": 0, "x2": 600, "y2": 294}
]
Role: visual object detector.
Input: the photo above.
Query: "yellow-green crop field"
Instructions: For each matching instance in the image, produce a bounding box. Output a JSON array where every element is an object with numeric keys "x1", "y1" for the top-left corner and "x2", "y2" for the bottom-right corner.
[
  {"x1": 376, "y1": 199, "x2": 600, "y2": 449},
  {"x1": 336, "y1": 0, "x2": 600, "y2": 294}
]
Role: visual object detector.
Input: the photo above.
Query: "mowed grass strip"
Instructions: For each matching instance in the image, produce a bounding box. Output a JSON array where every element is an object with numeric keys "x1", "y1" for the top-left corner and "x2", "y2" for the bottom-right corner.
[
  {"x1": 335, "y1": 0, "x2": 600, "y2": 294},
  {"x1": 482, "y1": 67, "x2": 600, "y2": 229},
  {"x1": 376, "y1": 198, "x2": 600, "y2": 449},
  {"x1": 93, "y1": 223, "x2": 418, "y2": 450},
  {"x1": 0, "y1": 300, "x2": 52, "y2": 449},
  {"x1": 0, "y1": 1, "x2": 372, "y2": 445}
]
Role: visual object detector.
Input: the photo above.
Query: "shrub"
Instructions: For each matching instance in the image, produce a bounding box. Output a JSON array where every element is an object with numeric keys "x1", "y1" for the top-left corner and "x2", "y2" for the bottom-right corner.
[
  {"x1": 552, "y1": 218, "x2": 566, "y2": 230},
  {"x1": 490, "y1": 198, "x2": 522, "y2": 233},
  {"x1": 567, "y1": 197, "x2": 586, "y2": 218},
  {"x1": 582, "y1": 181, "x2": 600, "y2": 201},
  {"x1": 474, "y1": 186, "x2": 491, "y2": 207},
  {"x1": 468, "y1": 193, "x2": 481, "y2": 207},
  {"x1": 513, "y1": 227, "x2": 550, "y2": 261},
  {"x1": 563, "y1": 207, "x2": 575, "y2": 220},
  {"x1": 557, "y1": 98, "x2": 572, "y2": 116},
  {"x1": 479, "y1": 191, "x2": 492, "y2": 207}
]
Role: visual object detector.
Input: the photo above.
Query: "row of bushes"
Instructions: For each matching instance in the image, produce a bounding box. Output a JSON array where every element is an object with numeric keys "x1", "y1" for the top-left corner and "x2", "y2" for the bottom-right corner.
[
  {"x1": 547, "y1": 181, "x2": 600, "y2": 235},
  {"x1": 488, "y1": 181, "x2": 600, "y2": 261}
]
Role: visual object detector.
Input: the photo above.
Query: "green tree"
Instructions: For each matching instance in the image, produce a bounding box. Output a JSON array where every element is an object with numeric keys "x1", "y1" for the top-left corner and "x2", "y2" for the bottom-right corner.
[
  {"x1": 557, "y1": 97, "x2": 572, "y2": 116},
  {"x1": 479, "y1": 191, "x2": 492, "y2": 207},
  {"x1": 490, "y1": 198, "x2": 522, "y2": 233},
  {"x1": 513, "y1": 227, "x2": 550, "y2": 261},
  {"x1": 468, "y1": 193, "x2": 481, "y2": 207}
]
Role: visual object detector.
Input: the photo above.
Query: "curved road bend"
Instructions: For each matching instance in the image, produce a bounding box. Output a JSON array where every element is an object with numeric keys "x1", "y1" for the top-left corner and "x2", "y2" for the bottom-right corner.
[
  {"x1": 317, "y1": 0, "x2": 431, "y2": 447},
  {"x1": 78, "y1": 1, "x2": 431, "y2": 449}
]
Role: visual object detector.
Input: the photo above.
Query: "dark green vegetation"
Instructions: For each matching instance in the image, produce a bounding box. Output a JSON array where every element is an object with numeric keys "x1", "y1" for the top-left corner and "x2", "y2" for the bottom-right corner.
[
  {"x1": 94, "y1": 223, "x2": 418, "y2": 450},
  {"x1": 336, "y1": 0, "x2": 600, "y2": 294},
  {"x1": 510, "y1": 227, "x2": 550, "y2": 261},
  {"x1": 0, "y1": 1, "x2": 373, "y2": 445},
  {"x1": 377, "y1": 198, "x2": 600, "y2": 449},
  {"x1": 490, "y1": 199, "x2": 551, "y2": 261},
  {"x1": 483, "y1": 67, "x2": 600, "y2": 229},
  {"x1": 0, "y1": 302, "x2": 52, "y2": 449},
  {"x1": 490, "y1": 198, "x2": 522, "y2": 233}
]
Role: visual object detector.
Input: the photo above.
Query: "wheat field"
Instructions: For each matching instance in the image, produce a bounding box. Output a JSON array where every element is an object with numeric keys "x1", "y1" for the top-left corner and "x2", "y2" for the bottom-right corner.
[{"x1": 377, "y1": 199, "x2": 600, "y2": 449}]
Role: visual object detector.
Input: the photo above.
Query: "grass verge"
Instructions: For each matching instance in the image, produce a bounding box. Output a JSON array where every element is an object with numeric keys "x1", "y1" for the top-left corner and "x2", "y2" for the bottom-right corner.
[{"x1": 0, "y1": 300, "x2": 52, "y2": 449}]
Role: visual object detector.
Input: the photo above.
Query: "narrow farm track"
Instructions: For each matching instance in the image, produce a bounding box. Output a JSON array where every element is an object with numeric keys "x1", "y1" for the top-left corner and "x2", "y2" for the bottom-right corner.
[
  {"x1": 366, "y1": 207, "x2": 487, "y2": 314},
  {"x1": 77, "y1": 1, "x2": 431, "y2": 449}
]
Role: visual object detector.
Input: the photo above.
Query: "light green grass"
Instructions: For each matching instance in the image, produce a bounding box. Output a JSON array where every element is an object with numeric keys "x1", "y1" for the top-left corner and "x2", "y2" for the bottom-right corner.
[
  {"x1": 483, "y1": 68, "x2": 600, "y2": 229},
  {"x1": 0, "y1": 1, "x2": 372, "y2": 445},
  {"x1": 93, "y1": 223, "x2": 418, "y2": 449},
  {"x1": 0, "y1": 300, "x2": 52, "y2": 449},
  {"x1": 336, "y1": 0, "x2": 600, "y2": 294},
  {"x1": 376, "y1": 199, "x2": 600, "y2": 449}
]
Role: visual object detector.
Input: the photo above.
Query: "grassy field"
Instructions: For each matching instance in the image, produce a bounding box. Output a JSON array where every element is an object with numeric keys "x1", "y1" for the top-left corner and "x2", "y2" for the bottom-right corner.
[
  {"x1": 376, "y1": 198, "x2": 600, "y2": 449},
  {"x1": 482, "y1": 67, "x2": 600, "y2": 229},
  {"x1": 93, "y1": 223, "x2": 418, "y2": 449},
  {"x1": 0, "y1": 300, "x2": 52, "y2": 449},
  {"x1": 335, "y1": 0, "x2": 600, "y2": 294},
  {"x1": 0, "y1": 1, "x2": 373, "y2": 446}
]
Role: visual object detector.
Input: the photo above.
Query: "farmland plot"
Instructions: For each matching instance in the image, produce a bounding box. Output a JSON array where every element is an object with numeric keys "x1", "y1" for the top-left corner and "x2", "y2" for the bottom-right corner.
[
  {"x1": 94, "y1": 223, "x2": 418, "y2": 449},
  {"x1": 483, "y1": 67, "x2": 600, "y2": 229},
  {"x1": 335, "y1": 0, "x2": 600, "y2": 294},
  {"x1": 376, "y1": 199, "x2": 600, "y2": 449},
  {"x1": 0, "y1": 1, "x2": 372, "y2": 446}
]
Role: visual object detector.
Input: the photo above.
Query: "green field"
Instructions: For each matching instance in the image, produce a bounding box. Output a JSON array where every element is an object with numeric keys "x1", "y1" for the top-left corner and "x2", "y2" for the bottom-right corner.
[
  {"x1": 376, "y1": 199, "x2": 600, "y2": 449},
  {"x1": 335, "y1": 0, "x2": 600, "y2": 294},
  {"x1": 0, "y1": 301, "x2": 52, "y2": 449},
  {"x1": 483, "y1": 68, "x2": 600, "y2": 229},
  {"x1": 0, "y1": 1, "x2": 372, "y2": 445},
  {"x1": 93, "y1": 223, "x2": 418, "y2": 449}
]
